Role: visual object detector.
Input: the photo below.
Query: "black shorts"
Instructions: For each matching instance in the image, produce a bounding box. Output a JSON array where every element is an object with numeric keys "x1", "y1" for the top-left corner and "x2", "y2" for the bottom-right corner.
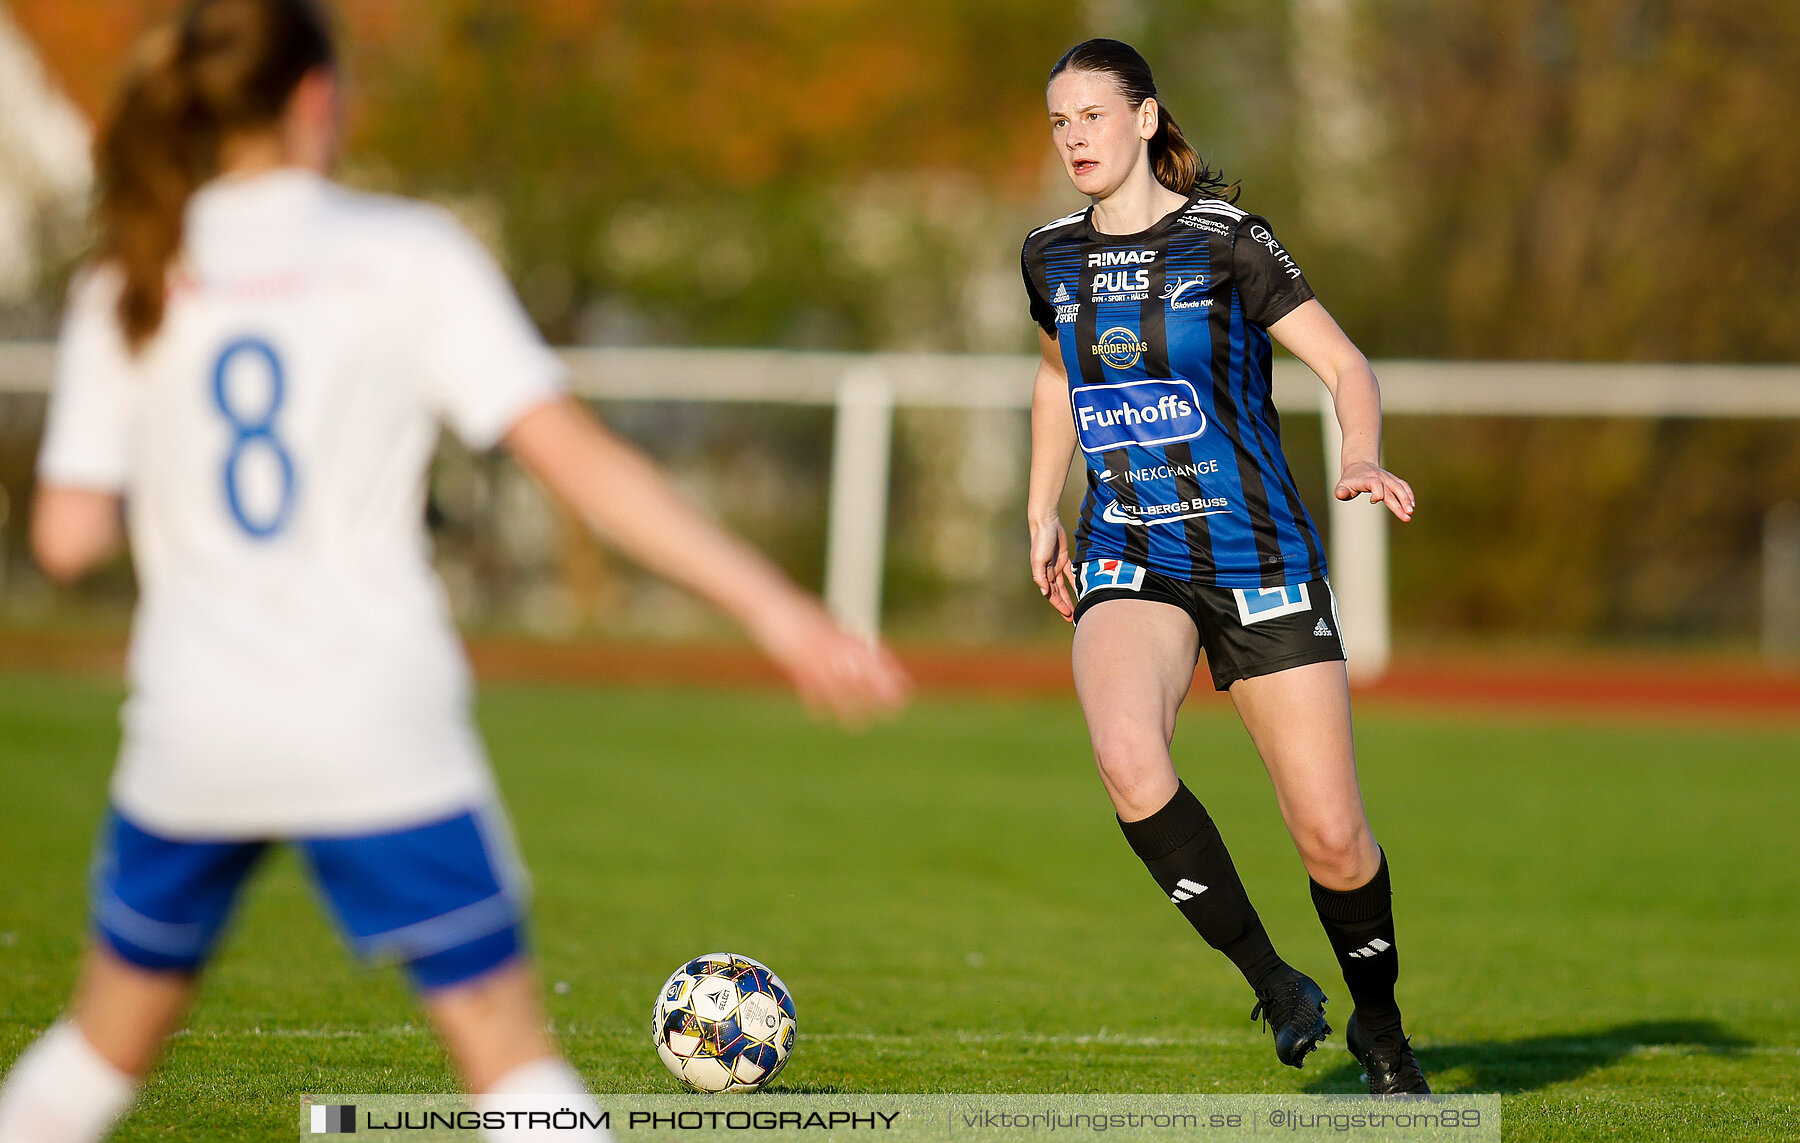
[{"x1": 1071, "y1": 558, "x2": 1346, "y2": 691}]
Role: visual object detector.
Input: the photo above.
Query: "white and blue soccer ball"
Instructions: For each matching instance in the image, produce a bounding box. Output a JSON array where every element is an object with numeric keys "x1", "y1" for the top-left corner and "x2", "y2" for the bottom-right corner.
[{"x1": 652, "y1": 953, "x2": 796, "y2": 1093}]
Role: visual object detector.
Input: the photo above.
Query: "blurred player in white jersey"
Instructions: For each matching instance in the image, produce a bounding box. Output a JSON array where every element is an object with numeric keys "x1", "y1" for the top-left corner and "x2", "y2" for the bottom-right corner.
[{"x1": 0, "y1": 3, "x2": 907, "y2": 1141}]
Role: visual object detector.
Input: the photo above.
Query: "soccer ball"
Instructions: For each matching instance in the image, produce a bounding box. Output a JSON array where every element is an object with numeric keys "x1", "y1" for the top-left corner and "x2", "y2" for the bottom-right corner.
[{"x1": 652, "y1": 952, "x2": 796, "y2": 1093}]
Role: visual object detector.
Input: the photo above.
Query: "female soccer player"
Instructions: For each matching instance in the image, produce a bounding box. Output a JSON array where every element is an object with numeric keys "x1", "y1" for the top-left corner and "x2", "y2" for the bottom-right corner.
[
  {"x1": 1022, "y1": 40, "x2": 1427, "y2": 1094},
  {"x1": 0, "y1": 3, "x2": 907, "y2": 1140}
]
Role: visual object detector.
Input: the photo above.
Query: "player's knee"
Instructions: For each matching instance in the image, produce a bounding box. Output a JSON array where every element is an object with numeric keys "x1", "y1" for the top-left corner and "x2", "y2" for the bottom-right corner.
[
  {"x1": 1090, "y1": 731, "x2": 1149, "y2": 779},
  {"x1": 1090, "y1": 732, "x2": 1172, "y2": 807},
  {"x1": 1295, "y1": 820, "x2": 1369, "y2": 883}
]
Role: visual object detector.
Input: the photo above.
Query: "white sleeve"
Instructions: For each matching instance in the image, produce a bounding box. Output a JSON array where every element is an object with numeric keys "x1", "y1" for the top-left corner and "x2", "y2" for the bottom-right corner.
[
  {"x1": 412, "y1": 215, "x2": 567, "y2": 450},
  {"x1": 37, "y1": 270, "x2": 135, "y2": 491}
]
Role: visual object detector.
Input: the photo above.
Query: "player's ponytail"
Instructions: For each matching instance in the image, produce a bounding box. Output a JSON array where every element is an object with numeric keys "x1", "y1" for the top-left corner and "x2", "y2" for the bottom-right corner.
[
  {"x1": 95, "y1": 0, "x2": 334, "y2": 352},
  {"x1": 1049, "y1": 38, "x2": 1240, "y2": 203},
  {"x1": 1150, "y1": 104, "x2": 1207, "y2": 199}
]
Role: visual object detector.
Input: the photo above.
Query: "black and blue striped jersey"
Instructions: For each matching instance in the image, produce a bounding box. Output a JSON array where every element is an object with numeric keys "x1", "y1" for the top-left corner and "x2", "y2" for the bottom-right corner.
[{"x1": 1022, "y1": 193, "x2": 1326, "y2": 589}]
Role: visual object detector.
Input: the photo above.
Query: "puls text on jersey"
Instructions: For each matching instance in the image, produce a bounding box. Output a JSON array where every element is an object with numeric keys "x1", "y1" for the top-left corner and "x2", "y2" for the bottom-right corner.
[{"x1": 1089, "y1": 249, "x2": 1156, "y2": 296}]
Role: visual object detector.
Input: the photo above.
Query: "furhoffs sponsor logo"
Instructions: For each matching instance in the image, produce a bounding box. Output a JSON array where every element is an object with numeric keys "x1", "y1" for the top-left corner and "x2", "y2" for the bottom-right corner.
[{"x1": 1070, "y1": 379, "x2": 1206, "y2": 454}]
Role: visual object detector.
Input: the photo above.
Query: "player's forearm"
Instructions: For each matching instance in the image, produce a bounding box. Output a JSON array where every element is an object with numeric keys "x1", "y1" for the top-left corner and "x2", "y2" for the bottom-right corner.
[
  {"x1": 506, "y1": 397, "x2": 812, "y2": 635},
  {"x1": 31, "y1": 486, "x2": 124, "y2": 584},
  {"x1": 1266, "y1": 299, "x2": 1383, "y2": 470},
  {"x1": 1328, "y1": 361, "x2": 1384, "y2": 471},
  {"x1": 580, "y1": 445, "x2": 804, "y2": 628},
  {"x1": 1027, "y1": 364, "x2": 1076, "y2": 529},
  {"x1": 1026, "y1": 439, "x2": 1073, "y2": 530}
]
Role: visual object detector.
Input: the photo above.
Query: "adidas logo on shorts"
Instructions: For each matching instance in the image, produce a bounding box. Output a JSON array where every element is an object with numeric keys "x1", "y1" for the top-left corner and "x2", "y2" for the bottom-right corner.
[{"x1": 1313, "y1": 619, "x2": 1333, "y2": 637}]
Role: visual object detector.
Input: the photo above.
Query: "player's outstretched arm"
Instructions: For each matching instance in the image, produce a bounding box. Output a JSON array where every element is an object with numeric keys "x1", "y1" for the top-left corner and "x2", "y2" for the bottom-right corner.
[
  {"x1": 1027, "y1": 328, "x2": 1079, "y2": 621},
  {"x1": 504, "y1": 396, "x2": 910, "y2": 724},
  {"x1": 30, "y1": 487, "x2": 124, "y2": 584},
  {"x1": 1268, "y1": 300, "x2": 1415, "y2": 523}
]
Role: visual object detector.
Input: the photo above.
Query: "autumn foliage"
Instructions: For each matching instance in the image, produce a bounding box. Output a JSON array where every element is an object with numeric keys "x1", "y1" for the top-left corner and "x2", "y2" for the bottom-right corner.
[{"x1": 10, "y1": 0, "x2": 1800, "y2": 644}]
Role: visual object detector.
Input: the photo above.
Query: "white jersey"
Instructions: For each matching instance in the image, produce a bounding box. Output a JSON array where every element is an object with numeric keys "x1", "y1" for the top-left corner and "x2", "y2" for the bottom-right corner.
[{"x1": 37, "y1": 169, "x2": 565, "y2": 839}]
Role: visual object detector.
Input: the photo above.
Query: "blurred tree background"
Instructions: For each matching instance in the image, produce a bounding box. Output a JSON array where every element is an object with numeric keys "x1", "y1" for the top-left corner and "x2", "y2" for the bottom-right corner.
[{"x1": 2, "y1": 0, "x2": 1796, "y2": 648}]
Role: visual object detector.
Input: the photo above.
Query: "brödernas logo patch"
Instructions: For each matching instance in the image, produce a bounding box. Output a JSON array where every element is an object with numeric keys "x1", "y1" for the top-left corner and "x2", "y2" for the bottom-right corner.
[{"x1": 1090, "y1": 326, "x2": 1150, "y2": 369}]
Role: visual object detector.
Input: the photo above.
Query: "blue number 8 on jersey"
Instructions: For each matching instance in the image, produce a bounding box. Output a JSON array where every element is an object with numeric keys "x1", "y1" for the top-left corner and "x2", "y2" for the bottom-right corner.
[{"x1": 211, "y1": 338, "x2": 297, "y2": 539}]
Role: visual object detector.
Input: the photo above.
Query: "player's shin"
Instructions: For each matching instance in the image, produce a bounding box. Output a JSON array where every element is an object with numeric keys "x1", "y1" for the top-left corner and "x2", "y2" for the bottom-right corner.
[
  {"x1": 0, "y1": 1021, "x2": 138, "y2": 1143},
  {"x1": 1309, "y1": 848, "x2": 1402, "y2": 1034},
  {"x1": 1118, "y1": 781, "x2": 1289, "y2": 989}
]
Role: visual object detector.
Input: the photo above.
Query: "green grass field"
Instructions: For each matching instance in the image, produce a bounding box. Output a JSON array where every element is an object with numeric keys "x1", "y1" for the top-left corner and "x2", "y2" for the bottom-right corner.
[{"x1": 2, "y1": 670, "x2": 1797, "y2": 1141}]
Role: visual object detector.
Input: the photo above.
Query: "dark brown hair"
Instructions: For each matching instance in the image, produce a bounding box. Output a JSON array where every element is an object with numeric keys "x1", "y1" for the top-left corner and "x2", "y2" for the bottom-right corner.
[
  {"x1": 1049, "y1": 38, "x2": 1238, "y2": 202},
  {"x1": 95, "y1": 0, "x2": 334, "y2": 351}
]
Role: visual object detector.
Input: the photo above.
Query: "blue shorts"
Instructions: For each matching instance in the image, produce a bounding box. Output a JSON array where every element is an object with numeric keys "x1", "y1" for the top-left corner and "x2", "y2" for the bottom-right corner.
[{"x1": 89, "y1": 805, "x2": 528, "y2": 992}]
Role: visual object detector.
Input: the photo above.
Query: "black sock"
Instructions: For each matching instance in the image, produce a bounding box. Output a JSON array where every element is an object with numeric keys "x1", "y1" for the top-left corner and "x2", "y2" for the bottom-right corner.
[
  {"x1": 1310, "y1": 849, "x2": 1402, "y2": 1035},
  {"x1": 1118, "y1": 782, "x2": 1289, "y2": 991}
]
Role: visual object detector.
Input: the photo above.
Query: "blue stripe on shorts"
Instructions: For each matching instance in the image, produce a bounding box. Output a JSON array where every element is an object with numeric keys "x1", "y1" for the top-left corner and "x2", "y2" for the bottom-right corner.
[{"x1": 90, "y1": 806, "x2": 526, "y2": 991}]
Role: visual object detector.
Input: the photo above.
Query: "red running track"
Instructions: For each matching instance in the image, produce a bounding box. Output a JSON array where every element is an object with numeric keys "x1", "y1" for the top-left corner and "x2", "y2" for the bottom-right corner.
[{"x1": 4, "y1": 629, "x2": 1797, "y2": 723}]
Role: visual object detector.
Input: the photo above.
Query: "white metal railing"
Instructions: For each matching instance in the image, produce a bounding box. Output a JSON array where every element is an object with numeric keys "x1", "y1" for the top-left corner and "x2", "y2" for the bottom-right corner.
[{"x1": 5, "y1": 341, "x2": 1799, "y2": 677}]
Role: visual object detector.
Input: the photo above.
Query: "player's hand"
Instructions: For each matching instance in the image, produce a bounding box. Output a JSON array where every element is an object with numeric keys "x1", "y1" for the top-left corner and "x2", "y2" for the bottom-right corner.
[
  {"x1": 1029, "y1": 516, "x2": 1077, "y2": 623},
  {"x1": 748, "y1": 597, "x2": 911, "y2": 728},
  {"x1": 1335, "y1": 460, "x2": 1416, "y2": 523}
]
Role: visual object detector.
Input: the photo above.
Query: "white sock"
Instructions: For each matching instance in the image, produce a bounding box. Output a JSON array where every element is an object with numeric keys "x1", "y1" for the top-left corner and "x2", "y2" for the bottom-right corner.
[
  {"x1": 472, "y1": 1057, "x2": 609, "y2": 1142},
  {"x1": 0, "y1": 1022, "x2": 138, "y2": 1143}
]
